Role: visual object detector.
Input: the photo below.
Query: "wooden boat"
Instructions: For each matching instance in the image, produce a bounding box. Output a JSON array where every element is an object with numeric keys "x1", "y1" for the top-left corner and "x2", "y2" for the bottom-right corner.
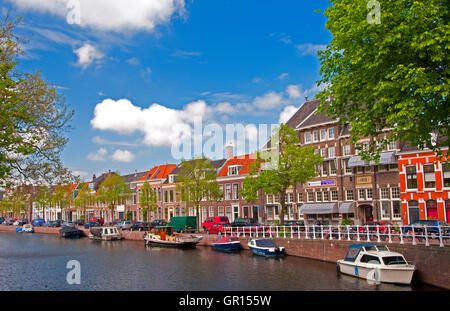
[
  {"x1": 248, "y1": 238, "x2": 285, "y2": 257},
  {"x1": 211, "y1": 236, "x2": 241, "y2": 252},
  {"x1": 337, "y1": 243, "x2": 416, "y2": 285},
  {"x1": 144, "y1": 226, "x2": 203, "y2": 248},
  {"x1": 89, "y1": 226, "x2": 123, "y2": 241},
  {"x1": 59, "y1": 226, "x2": 84, "y2": 239}
]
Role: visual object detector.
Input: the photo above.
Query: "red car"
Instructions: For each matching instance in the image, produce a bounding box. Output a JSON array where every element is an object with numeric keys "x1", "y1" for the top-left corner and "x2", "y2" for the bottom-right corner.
[
  {"x1": 202, "y1": 216, "x2": 230, "y2": 233},
  {"x1": 359, "y1": 221, "x2": 393, "y2": 233},
  {"x1": 208, "y1": 223, "x2": 231, "y2": 235},
  {"x1": 89, "y1": 217, "x2": 104, "y2": 226}
]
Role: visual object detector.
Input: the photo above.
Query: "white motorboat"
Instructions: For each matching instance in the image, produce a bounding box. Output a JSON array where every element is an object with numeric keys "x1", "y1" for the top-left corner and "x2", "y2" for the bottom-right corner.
[
  {"x1": 89, "y1": 226, "x2": 123, "y2": 241},
  {"x1": 337, "y1": 243, "x2": 416, "y2": 285}
]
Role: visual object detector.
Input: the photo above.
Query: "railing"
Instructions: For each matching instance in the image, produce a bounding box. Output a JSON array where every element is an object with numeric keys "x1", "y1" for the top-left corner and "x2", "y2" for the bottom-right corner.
[{"x1": 220, "y1": 224, "x2": 450, "y2": 247}]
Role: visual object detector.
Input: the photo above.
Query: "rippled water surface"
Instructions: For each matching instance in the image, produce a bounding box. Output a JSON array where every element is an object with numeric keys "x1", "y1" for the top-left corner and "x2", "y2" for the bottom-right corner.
[{"x1": 0, "y1": 232, "x2": 438, "y2": 291}]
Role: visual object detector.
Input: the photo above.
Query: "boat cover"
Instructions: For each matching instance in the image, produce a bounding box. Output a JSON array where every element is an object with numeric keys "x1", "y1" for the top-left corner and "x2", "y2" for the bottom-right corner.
[
  {"x1": 254, "y1": 239, "x2": 278, "y2": 248},
  {"x1": 59, "y1": 226, "x2": 82, "y2": 234},
  {"x1": 344, "y1": 243, "x2": 376, "y2": 262}
]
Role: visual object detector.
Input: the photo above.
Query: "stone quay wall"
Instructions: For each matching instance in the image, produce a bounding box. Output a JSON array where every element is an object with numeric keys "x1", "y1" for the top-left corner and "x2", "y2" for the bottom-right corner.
[{"x1": 1, "y1": 226, "x2": 448, "y2": 289}]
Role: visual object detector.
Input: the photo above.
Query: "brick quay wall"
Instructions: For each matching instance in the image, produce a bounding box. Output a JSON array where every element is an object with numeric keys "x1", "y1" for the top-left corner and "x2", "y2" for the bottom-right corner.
[{"x1": 1, "y1": 226, "x2": 448, "y2": 289}]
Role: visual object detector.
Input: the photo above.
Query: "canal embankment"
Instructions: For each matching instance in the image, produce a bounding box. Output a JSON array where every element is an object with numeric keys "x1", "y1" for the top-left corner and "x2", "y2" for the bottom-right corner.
[{"x1": 1, "y1": 225, "x2": 448, "y2": 289}]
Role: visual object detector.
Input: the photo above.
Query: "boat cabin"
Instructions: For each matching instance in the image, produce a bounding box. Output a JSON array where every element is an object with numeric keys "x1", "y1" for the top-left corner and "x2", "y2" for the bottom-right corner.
[
  {"x1": 151, "y1": 226, "x2": 175, "y2": 241},
  {"x1": 344, "y1": 243, "x2": 408, "y2": 266}
]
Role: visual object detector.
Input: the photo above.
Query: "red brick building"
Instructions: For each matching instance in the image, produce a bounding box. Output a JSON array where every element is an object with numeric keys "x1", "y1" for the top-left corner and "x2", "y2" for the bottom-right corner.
[{"x1": 398, "y1": 145, "x2": 449, "y2": 224}]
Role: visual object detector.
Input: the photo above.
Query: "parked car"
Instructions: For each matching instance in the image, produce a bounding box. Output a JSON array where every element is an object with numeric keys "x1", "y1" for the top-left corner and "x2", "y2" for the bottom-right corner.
[
  {"x1": 89, "y1": 217, "x2": 104, "y2": 226},
  {"x1": 84, "y1": 221, "x2": 98, "y2": 229},
  {"x1": 48, "y1": 220, "x2": 62, "y2": 227},
  {"x1": 149, "y1": 219, "x2": 167, "y2": 228},
  {"x1": 208, "y1": 223, "x2": 231, "y2": 235},
  {"x1": 283, "y1": 220, "x2": 305, "y2": 232},
  {"x1": 75, "y1": 219, "x2": 85, "y2": 226},
  {"x1": 0, "y1": 217, "x2": 5, "y2": 224},
  {"x1": 229, "y1": 218, "x2": 257, "y2": 227},
  {"x1": 202, "y1": 216, "x2": 230, "y2": 232},
  {"x1": 115, "y1": 221, "x2": 132, "y2": 230},
  {"x1": 62, "y1": 221, "x2": 75, "y2": 227},
  {"x1": 32, "y1": 218, "x2": 45, "y2": 226},
  {"x1": 359, "y1": 221, "x2": 393, "y2": 233},
  {"x1": 13, "y1": 219, "x2": 27, "y2": 226},
  {"x1": 2, "y1": 219, "x2": 16, "y2": 226},
  {"x1": 402, "y1": 220, "x2": 450, "y2": 237},
  {"x1": 130, "y1": 222, "x2": 151, "y2": 231}
]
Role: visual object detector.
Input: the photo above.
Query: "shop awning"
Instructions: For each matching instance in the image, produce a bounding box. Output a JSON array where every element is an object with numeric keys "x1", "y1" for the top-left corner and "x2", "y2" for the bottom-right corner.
[
  {"x1": 339, "y1": 202, "x2": 354, "y2": 214},
  {"x1": 300, "y1": 203, "x2": 338, "y2": 214},
  {"x1": 348, "y1": 152, "x2": 397, "y2": 168}
]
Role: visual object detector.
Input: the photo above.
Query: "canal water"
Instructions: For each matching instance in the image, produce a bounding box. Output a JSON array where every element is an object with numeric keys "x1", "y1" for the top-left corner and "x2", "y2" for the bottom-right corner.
[{"x1": 0, "y1": 232, "x2": 438, "y2": 291}]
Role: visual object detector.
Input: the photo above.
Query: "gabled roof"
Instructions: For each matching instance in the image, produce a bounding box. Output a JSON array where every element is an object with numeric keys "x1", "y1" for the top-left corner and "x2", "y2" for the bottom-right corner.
[
  {"x1": 217, "y1": 154, "x2": 259, "y2": 177},
  {"x1": 140, "y1": 164, "x2": 177, "y2": 182},
  {"x1": 122, "y1": 171, "x2": 148, "y2": 183}
]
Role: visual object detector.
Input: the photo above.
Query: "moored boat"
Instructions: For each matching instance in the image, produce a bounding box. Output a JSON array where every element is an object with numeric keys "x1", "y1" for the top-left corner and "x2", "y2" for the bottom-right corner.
[
  {"x1": 144, "y1": 226, "x2": 203, "y2": 248},
  {"x1": 16, "y1": 224, "x2": 34, "y2": 233},
  {"x1": 248, "y1": 238, "x2": 285, "y2": 257},
  {"x1": 89, "y1": 226, "x2": 123, "y2": 241},
  {"x1": 337, "y1": 243, "x2": 416, "y2": 285},
  {"x1": 59, "y1": 226, "x2": 84, "y2": 239},
  {"x1": 211, "y1": 236, "x2": 241, "y2": 252}
]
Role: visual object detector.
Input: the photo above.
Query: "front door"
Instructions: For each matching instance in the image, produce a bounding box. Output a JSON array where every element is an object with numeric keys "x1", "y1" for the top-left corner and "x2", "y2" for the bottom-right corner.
[
  {"x1": 252, "y1": 205, "x2": 259, "y2": 221},
  {"x1": 365, "y1": 205, "x2": 373, "y2": 222},
  {"x1": 409, "y1": 207, "x2": 420, "y2": 224}
]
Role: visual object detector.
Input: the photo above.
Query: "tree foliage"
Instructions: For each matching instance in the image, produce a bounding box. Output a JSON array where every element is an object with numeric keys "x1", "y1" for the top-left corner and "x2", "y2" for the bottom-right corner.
[
  {"x1": 97, "y1": 173, "x2": 131, "y2": 222},
  {"x1": 0, "y1": 16, "x2": 74, "y2": 186},
  {"x1": 241, "y1": 125, "x2": 323, "y2": 225},
  {"x1": 139, "y1": 180, "x2": 158, "y2": 222},
  {"x1": 316, "y1": 0, "x2": 449, "y2": 160}
]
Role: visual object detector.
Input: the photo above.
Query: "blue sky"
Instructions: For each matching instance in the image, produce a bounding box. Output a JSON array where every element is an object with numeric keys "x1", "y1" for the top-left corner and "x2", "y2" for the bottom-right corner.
[{"x1": 2, "y1": 0, "x2": 332, "y2": 180}]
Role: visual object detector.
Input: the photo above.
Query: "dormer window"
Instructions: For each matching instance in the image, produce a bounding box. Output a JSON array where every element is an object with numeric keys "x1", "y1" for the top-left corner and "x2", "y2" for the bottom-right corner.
[
  {"x1": 228, "y1": 165, "x2": 242, "y2": 176},
  {"x1": 168, "y1": 175, "x2": 177, "y2": 183}
]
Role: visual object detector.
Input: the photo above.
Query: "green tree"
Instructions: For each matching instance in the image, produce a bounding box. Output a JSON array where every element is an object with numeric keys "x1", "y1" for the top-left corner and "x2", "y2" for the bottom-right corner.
[
  {"x1": 241, "y1": 125, "x2": 323, "y2": 225},
  {"x1": 176, "y1": 157, "x2": 221, "y2": 231},
  {"x1": 0, "y1": 16, "x2": 74, "y2": 186},
  {"x1": 34, "y1": 185, "x2": 52, "y2": 220},
  {"x1": 74, "y1": 182, "x2": 91, "y2": 222},
  {"x1": 52, "y1": 184, "x2": 73, "y2": 221},
  {"x1": 139, "y1": 181, "x2": 158, "y2": 222},
  {"x1": 316, "y1": 0, "x2": 449, "y2": 160},
  {"x1": 97, "y1": 173, "x2": 131, "y2": 223}
]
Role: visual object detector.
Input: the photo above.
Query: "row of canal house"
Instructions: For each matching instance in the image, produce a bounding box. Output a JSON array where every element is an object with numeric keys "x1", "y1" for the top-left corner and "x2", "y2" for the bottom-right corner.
[{"x1": 28, "y1": 98, "x2": 448, "y2": 226}]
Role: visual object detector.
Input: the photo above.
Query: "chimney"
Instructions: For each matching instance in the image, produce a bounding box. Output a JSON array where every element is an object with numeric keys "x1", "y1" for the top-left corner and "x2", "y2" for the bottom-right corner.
[
  {"x1": 305, "y1": 96, "x2": 308, "y2": 102},
  {"x1": 93, "y1": 174, "x2": 96, "y2": 180},
  {"x1": 225, "y1": 142, "x2": 234, "y2": 159}
]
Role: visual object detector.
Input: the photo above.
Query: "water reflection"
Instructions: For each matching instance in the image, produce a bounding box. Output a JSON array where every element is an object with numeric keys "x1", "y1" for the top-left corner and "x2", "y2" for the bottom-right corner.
[{"x1": 0, "y1": 232, "x2": 438, "y2": 291}]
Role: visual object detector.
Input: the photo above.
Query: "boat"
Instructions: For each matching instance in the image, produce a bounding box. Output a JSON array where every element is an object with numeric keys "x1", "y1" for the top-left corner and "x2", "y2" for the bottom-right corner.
[
  {"x1": 337, "y1": 243, "x2": 416, "y2": 285},
  {"x1": 211, "y1": 236, "x2": 241, "y2": 252},
  {"x1": 59, "y1": 226, "x2": 84, "y2": 239},
  {"x1": 248, "y1": 238, "x2": 285, "y2": 257},
  {"x1": 16, "y1": 224, "x2": 34, "y2": 233},
  {"x1": 144, "y1": 226, "x2": 203, "y2": 248},
  {"x1": 88, "y1": 226, "x2": 123, "y2": 241}
]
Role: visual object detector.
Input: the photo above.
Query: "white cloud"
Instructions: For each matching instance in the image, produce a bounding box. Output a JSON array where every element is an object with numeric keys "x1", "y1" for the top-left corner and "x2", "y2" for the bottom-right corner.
[
  {"x1": 92, "y1": 136, "x2": 140, "y2": 147},
  {"x1": 279, "y1": 105, "x2": 298, "y2": 124},
  {"x1": 214, "y1": 102, "x2": 236, "y2": 115},
  {"x1": 295, "y1": 43, "x2": 326, "y2": 57},
  {"x1": 286, "y1": 85, "x2": 303, "y2": 99},
  {"x1": 7, "y1": 0, "x2": 186, "y2": 34},
  {"x1": 171, "y1": 50, "x2": 202, "y2": 58},
  {"x1": 111, "y1": 149, "x2": 135, "y2": 163},
  {"x1": 253, "y1": 91, "x2": 285, "y2": 110},
  {"x1": 87, "y1": 148, "x2": 107, "y2": 161},
  {"x1": 277, "y1": 73, "x2": 289, "y2": 80},
  {"x1": 74, "y1": 43, "x2": 104, "y2": 69},
  {"x1": 126, "y1": 57, "x2": 140, "y2": 65}
]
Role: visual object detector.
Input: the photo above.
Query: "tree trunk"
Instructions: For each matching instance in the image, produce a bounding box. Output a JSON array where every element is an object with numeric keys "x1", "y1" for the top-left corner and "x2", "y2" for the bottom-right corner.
[{"x1": 279, "y1": 189, "x2": 287, "y2": 226}]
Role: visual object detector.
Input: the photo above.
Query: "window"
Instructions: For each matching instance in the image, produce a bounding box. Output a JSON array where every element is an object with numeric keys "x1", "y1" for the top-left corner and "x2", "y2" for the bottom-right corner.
[
  {"x1": 378, "y1": 165, "x2": 388, "y2": 172},
  {"x1": 209, "y1": 206, "x2": 214, "y2": 217},
  {"x1": 387, "y1": 140, "x2": 397, "y2": 151},
  {"x1": 346, "y1": 190, "x2": 354, "y2": 201},
  {"x1": 343, "y1": 158, "x2": 352, "y2": 174},
  {"x1": 322, "y1": 162, "x2": 328, "y2": 176},
  {"x1": 329, "y1": 160, "x2": 337, "y2": 175},
  {"x1": 406, "y1": 166, "x2": 417, "y2": 189},
  {"x1": 288, "y1": 192, "x2": 294, "y2": 203},
  {"x1": 298, "y1": 192, "x2": 303, "y2": 202},
  {"x1": 391, "y1": 187, "x2": 400, "y2": 199},
  {"x1": 356, "y1": 143, "x2": 369, "y2": 155},
  {"x1": 218, "y1": 206, "x2": 224, "y2": 216},
  {"x1": 389, "y1": 164, "x2": 398, "y2": 170},
  {"x1": 225, "y1": 206, "x2": 232, "y2": 220},
  {"x1": 169, "y1": 190, "x2": 174, "y2": 202},
  {"x1": 321, "y1": 148, "x2": 328, "y2": 158},
  {"x1": 323, "y1": 191, "x2": 329, "y2": 202},
  {"x1": 380, "y1": 188, "x2": 390, "y2": 200},
  {"x1": 313, "y1": 130, "x2": 319, "y2": 142},
  {"x1": 423, "y1": 164, "x2": 436, "y2": 188},
  {"x1": 228, "y1": 165, "x2": 241, "y2": 176},
  {"x1": 366, "y1": 188, "x2": 373, "y2": 199},
  {"x1": 267, "y1": 206, "x2": 274, "y2": 219},
  {"x1": 328, "y1": 147, "x2": 335, "y2": 158},
  {"x1": 358, "y1": 189, "x2": 365, "y2": 200},
  {"x1": 307, "y1": 191, "x2": 314, "y2": 202},
  {"x1": 305, "y1": 132, "x2": 311, "y2": 143},
  {"x1": 320, "y1": 129, "x2": 327, "y2": 141},
  {"x1": 381, "y1": 201, "x2": 390, "y2": 219},
  {"x1": 232, "y1": 184, "x2": 239, "y2": 200},
  {"x1": 225, "y1": 184, "x2": 232, "y2": 200},
  {"x1": 360, "y1": 255, "x2": 381, "y2": 264},
  {"x1": 328, "y1": 128, "x2": 335, "y2": 139},
  {"x1": 316, "y1": 191, "x2": 322, "y2": 202},
  {"x1": 344, "y1": 144, "x2": 351, "y2": 156},
  {"x1": 443, "y1": 163, "x2": 450, "y2": 187},
  {"x1": 267, "y1": 194, "x2": 274, "y2": 204},
  {"x1": 331, "y1": 190, "x2": 338, "y2": 201},
  {"x1": 392, "y1": 201, "x2": 401, "y2": 219}
]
